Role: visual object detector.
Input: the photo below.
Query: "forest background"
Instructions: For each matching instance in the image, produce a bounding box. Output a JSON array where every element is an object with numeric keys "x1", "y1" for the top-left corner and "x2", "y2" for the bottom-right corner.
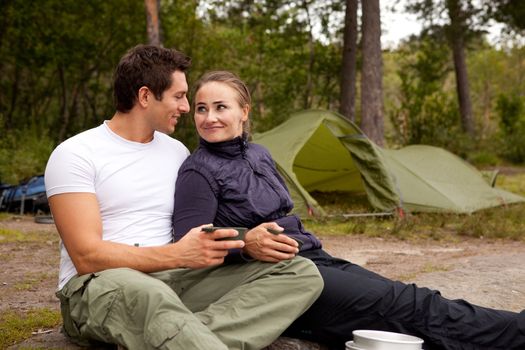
[{"x1": 1, "y1": 0, "x2": 525, "y2": 185}]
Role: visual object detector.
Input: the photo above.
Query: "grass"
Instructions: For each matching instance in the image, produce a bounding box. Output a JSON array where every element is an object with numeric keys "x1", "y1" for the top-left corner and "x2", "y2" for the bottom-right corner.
[
  {"x1": 420, "y1": 262, "x2": 451, "y2": 273},
  {"x1": 0, "y1": 227, "x2": 57, "y2": 244},
  {"x1": 397, "y1": 263, "x2": 451, "y2": 281},
  {"x1": 306, "y1": 202, "x2": 525, "y2": 241},
  {"x1": 0, "y1": 216, "x2": 61, "y2": 347},
  {"x1": 14, "y1": 272, "x2": 54, "y2": 291},
  {"x1": 0, "y1": 308, "x2": 61, "y2": 349},
  {"x1": 496, "y1": 172, "x2": 525, "y2": 196},
  {"x1": 304, "y1": 171, "x2": 525, "y2": 241},
  {"x1": 0, "y1": 227, "x2": 26, "y2": 242},
  {"x1": 0, "y1": 251, "x2": 14, "y2": 262}
]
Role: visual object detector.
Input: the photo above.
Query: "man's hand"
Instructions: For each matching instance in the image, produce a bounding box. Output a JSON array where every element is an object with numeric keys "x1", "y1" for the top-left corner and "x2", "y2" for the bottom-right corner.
[
  {"x1": 174, "y1": 226, "x2": 245, "y2": 268},
  {"x1": 242, "y1": 223, "x2": 298, "y2": 262}
]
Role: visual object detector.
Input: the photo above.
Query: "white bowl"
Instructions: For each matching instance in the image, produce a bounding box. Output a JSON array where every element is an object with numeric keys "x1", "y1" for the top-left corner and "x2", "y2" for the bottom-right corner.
[
  {"x1": 352, "y1": 330, "x2": 423, "y2": 350},
  {"x1": 345, "y1": 340, "x2": 366, "y2": 350}
]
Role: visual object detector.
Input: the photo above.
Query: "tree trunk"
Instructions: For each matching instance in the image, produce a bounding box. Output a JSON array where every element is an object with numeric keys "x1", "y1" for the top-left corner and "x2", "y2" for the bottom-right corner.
[
  {"x1": 144, "y1": 0, "x2": 162, "y2": 47},
  {"x1": 57, "y1": 67, "x2": 82, "y2": 142},
  {"x1": 302, "y1": 0, "x2": 315, "y2": 109},
  {"x1": 360, "y1": 0, "x2": 384, "y2": 146},
  {"x1": 446, "y1": 0, "x2": 475, "y2": 136},
  {"x1": 339, "y1": 0, "x2": 358, "y2": 122},
  {"x1": 5, "y1": 65, "x2": 20, "y2": 131},
  {"x1": 57, "y1": 66, "x2": 69, "y2": 143}
]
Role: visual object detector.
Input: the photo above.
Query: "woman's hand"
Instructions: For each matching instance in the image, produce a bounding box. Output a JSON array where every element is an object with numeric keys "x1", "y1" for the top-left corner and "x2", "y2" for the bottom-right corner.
[{"x1": 242, "y1": 223, "x2": 299, "y2": 262}]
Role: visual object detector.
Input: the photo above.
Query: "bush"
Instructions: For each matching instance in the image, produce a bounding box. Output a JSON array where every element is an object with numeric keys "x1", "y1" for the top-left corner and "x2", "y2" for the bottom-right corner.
[
  {"x1": 468, "y1": 150, "x2": 501, "y2": 167},
  {"x1": 390, "y1": 36, "x2": 474, "y2": 155},
  {"x1": 495, "y1": 93, "x2": 525, "y2": 163},
  {"x1": 0, "y1": 128, "x2": 54, "y2": 184}
]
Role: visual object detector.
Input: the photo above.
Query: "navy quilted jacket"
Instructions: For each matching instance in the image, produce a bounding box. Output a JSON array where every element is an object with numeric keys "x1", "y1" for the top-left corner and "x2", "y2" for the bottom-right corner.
[{"x1": 173, "y1": 135, "x2": 322, "y2": 252}]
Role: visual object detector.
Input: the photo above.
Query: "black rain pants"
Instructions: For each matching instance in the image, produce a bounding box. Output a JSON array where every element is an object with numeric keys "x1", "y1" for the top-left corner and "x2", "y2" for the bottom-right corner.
[{"x1": 284, "y1": 249, "x2": 525, "y2": 350}]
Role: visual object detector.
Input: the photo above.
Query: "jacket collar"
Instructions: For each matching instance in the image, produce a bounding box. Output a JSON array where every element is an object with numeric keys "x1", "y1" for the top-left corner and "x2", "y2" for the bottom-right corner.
[{"x1": 199, "y1": 134, "x2": 248, "y2": 159}]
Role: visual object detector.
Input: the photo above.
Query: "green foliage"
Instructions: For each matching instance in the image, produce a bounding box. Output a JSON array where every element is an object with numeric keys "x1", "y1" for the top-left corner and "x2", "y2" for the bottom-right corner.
[
  {"x1": 0, "y1": 2, "x2": 145, "y2": 134},
  {"x1": 497, "y1": 93, "x2": 523, "y2": 134},
  {"x1": 160, "y1": 1, "x2": 342, "y2": 149},
  {"x1": 389, "y1": 36, "x2": 472, "y2": 154},
  {"x1": 0, "y1": 308, "x2": 61, "y2": 349},
  {"x1": 0, "y1": 0, "x2": 145, "y2": 181},
  {"x1": 465, "y1": 44, "x2": 525, "y2": 163},
  {"x1": 468, "y1": 150, "x2": 501, "y2": 166},
  {"x1": 496, "y1": 172, "x2": 525, "y2": 196},
  {"x1": 488, "y1": 0, "x2": 525, "y2": 32},
  {"x1": 2, "y1": 0, "x2": 525, "y2": 176},
  {"x1": 495, "y1": 93, "x2": 525, "y2": 163},
  {"x1": 0, "y1": 0, "x2": 340, "y2": 177},
  {"x1": 0, "y1": 128, "x2": 54, "y2": 184}
]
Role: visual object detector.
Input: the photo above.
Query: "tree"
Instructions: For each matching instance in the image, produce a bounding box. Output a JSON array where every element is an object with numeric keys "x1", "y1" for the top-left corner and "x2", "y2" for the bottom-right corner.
[
  {"x1": 145, "y1": 0, "x2": 162, "y2": 46},
  {"x1": 407, "y1": 0, "x2": 481, "y2": 137},
  {"x1": 339, "y1": 0, "x2": 358, "y2": 121},
  {"x1": 360, "y1": 0, "x2": 384, "y2": 145},
  {"x1": 392, "y1": 36, "x2": 459, "y2": 148},
  {"x1": 0, "y1": 0, "x2": 145, "y2": 182},
  {"x1": 484, "y1": 0, "x2": 525, "y2": 32},
  {"x1": 182, "y1": 0, "x2": 342, "y2": 133},
  {"x1": 446, "y1": 0, "x2": 475, "y2": 136},
  {"x1": 301, "y1": 0, "x2": 316, "y2": 109}
]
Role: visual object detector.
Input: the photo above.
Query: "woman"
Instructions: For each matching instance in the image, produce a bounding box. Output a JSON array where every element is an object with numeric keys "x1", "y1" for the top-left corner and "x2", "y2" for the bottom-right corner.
[{"x1": 173, "y1": 71, "x2": 524, "y2": 350}]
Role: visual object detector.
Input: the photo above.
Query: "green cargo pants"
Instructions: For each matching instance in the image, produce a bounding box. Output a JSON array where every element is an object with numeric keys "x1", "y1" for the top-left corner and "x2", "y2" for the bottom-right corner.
[{"x1": 56, "y1": 256, "x2": 322, "y2": 350}]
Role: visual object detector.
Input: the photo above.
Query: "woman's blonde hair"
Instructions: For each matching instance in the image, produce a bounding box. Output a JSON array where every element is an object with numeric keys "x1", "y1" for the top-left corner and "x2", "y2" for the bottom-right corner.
[{"x1": 192, "y1": 70, "x2": 251, "y2": 134}]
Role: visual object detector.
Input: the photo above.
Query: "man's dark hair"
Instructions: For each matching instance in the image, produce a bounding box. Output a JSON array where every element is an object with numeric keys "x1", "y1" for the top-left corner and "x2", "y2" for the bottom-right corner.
[{"x1": 113, "y1": 45, "x2": 191, "y2": 113}]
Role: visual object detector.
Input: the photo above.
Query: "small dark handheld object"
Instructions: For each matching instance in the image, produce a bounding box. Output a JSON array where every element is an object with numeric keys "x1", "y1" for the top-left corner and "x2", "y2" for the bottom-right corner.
[
  {"x1": 202, "y1": 226, "x2": 248, "y2": 241},
  {"x1": 266, "y1": 228, "x2": 304, "y2": 249}
]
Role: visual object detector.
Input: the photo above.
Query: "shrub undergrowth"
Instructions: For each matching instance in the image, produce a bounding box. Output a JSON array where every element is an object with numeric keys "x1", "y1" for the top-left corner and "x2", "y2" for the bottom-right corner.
[{"x1": 306, "y1": 171, "x2": 525, "y2": 241}]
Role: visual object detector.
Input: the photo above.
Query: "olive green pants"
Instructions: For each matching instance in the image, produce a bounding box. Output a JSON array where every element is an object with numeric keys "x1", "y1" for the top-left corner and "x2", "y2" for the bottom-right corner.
[{"x1": 56, "y1": 256, "x2": 322, "y2": 350}]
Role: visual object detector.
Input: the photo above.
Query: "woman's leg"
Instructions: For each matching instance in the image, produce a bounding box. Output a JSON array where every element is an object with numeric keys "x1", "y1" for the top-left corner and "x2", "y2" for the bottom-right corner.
[{"x1": 286, "y1": 249, "x2": 524, "y2": 350}]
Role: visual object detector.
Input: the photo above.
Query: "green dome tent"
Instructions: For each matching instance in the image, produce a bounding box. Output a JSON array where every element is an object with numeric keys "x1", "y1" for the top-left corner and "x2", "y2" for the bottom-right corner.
[{"x1": 252, "y1": 109, "x2": 524, "y2": 217}]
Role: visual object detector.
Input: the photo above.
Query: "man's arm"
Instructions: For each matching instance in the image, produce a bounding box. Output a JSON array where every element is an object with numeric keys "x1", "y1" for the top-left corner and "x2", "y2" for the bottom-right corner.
[{"x1": 50, "y1": 193, "x2": 244, "y2": 275}]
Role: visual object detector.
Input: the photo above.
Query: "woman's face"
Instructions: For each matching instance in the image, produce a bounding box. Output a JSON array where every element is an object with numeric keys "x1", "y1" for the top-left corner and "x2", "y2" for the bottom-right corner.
[{"x1": 194, "y1": 81, "x2": 249, "y2": 143}]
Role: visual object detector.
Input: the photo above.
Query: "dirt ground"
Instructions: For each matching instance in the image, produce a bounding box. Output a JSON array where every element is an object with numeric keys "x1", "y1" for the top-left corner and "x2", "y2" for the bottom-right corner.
[{"x1": 1, "y1": 215, "x2": 524, "y2": 349}]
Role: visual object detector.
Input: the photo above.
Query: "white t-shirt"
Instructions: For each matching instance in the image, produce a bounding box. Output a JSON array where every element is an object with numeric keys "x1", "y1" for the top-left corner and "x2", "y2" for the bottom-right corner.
[{"x1": 45, "y1": 121, "x2": 189, "y2": 289}]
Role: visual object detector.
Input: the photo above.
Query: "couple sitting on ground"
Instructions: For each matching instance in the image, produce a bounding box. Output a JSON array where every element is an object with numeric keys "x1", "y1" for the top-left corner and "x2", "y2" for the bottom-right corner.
[{"x1": 45, "y1": 44, "x2": 525, "y2": 350}]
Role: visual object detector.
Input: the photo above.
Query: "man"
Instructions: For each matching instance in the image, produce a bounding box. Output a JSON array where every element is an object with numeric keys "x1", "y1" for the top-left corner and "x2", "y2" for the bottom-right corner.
[{"x1": 45, "y1": 45, "x2": 322, "y2": 350}]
